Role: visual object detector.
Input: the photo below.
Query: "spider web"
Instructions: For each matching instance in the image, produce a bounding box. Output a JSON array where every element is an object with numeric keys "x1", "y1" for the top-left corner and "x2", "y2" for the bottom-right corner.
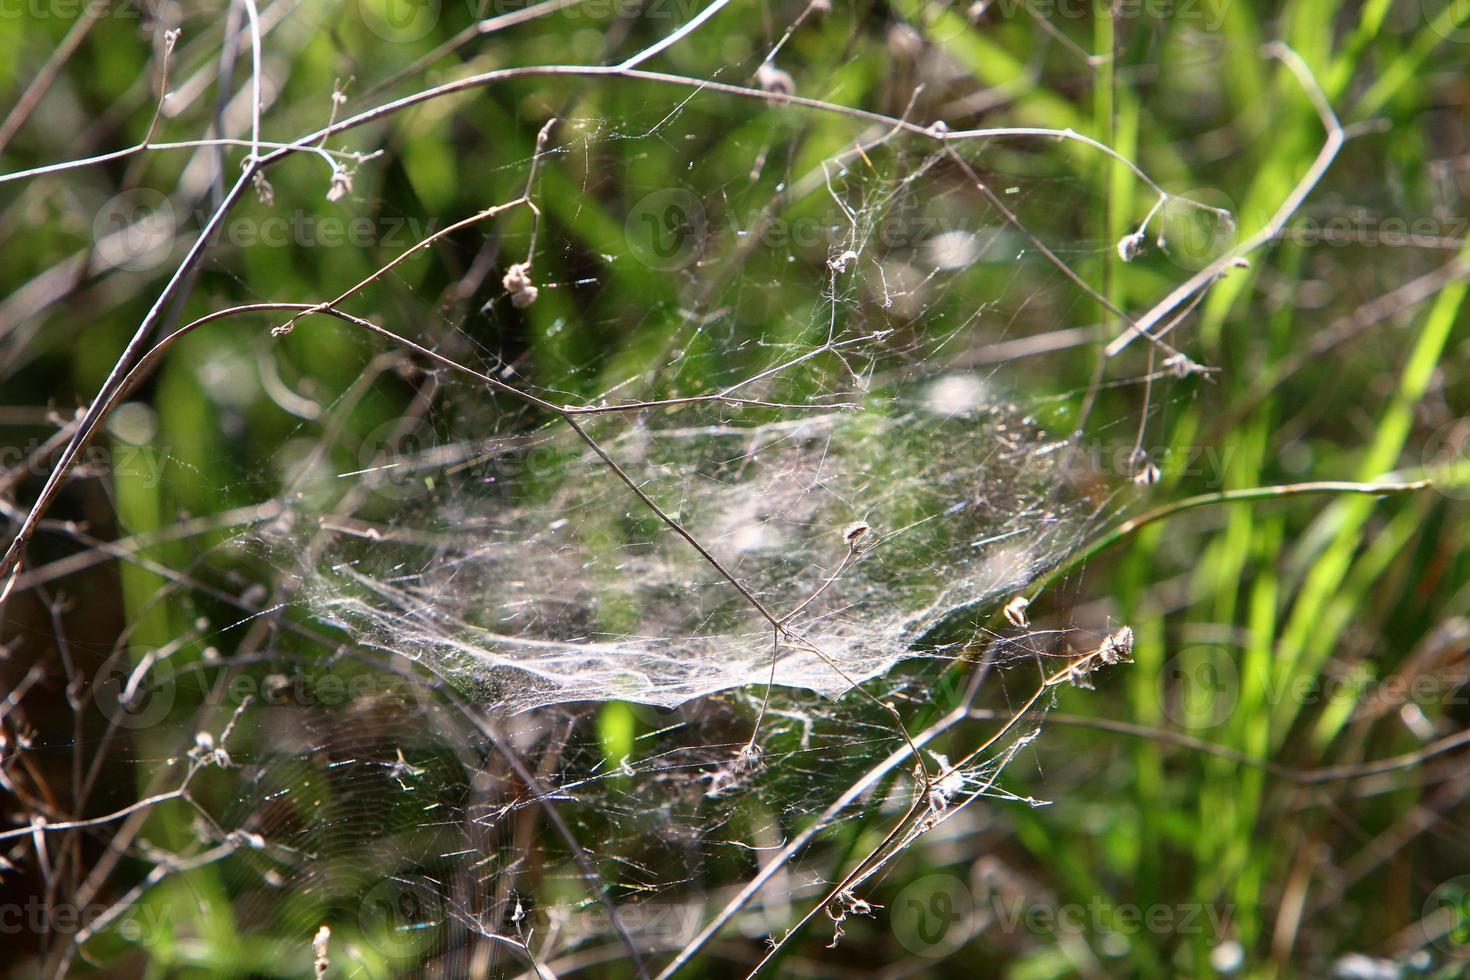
[
  {"x1": 198, "y1": 103, "x2": 1136, "y2": 970},
  {"x1": 280, "y1": 110, "x2": 1112, "y2": 714},
  {"x1": 0, "y1": 9, "x2": 1211, "y2": 976}
]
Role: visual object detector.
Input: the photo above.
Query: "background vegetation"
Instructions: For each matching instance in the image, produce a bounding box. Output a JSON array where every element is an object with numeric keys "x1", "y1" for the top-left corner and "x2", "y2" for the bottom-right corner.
[{"x1": 2, "y1": 0, "x2": 1469, "y2": 977}]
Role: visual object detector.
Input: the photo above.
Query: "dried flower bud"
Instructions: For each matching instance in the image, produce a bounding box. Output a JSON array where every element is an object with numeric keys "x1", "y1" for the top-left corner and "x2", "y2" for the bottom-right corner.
[
  {"x1": 1099, "y1": 625, "x2": 1134, "y2": 665},
  {"x1": 735, "y1": 740, "x2": 763, "y2": 772},
  {"x1": 313, "y1": 926, "x2": 331, "y2": 977},
  {"x1": 756, "y1": 63, "x2": 795, "y2": 102},
  {"x1": 887, "y1": 23, "x2": 923, "y2": 59},
  {"x1": 1003, "y1": 594, "x2": 1030, "y2": 628},
  {"x1": 503, "y1": 261, "x2": 539, "y2": 308},
  {"x1": 326, "y1": 164, "x2": 352, "y2": 203},
  {"x1": 1128, "y1": 448, "x2": 1160, "y2": 486},
  {"x1": 1163, "y1": 353, "x2": 1205, "y2": 378},
  {"x1": 1117, "y1": 229, "x2": 1146, "y2": 262},
  {"x1": 252, "y1": 172, "x2": 275, "y2": 207}
]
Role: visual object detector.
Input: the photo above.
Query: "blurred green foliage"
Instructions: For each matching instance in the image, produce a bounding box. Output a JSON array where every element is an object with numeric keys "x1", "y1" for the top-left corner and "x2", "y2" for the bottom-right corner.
[{"x1": 2, "y1": 0, "x2": 1470, "y2": 977}]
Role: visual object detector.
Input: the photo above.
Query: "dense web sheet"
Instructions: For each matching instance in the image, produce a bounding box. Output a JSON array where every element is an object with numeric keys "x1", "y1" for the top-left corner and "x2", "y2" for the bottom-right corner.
[
  {"x1": 267, "y1": 114, "x2": 1119, "y2": 715},
  {"x1": 306, "y1": 371, "x2": 1087, "y2": 712}
]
